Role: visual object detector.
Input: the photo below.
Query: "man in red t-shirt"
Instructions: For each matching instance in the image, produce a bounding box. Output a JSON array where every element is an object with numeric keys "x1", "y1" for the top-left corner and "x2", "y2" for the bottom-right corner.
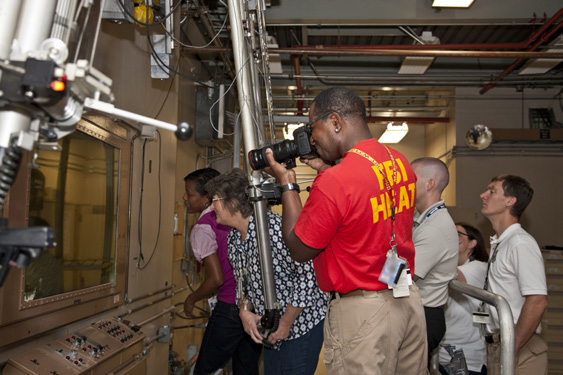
[{"x1": 265, "y1": 87, "x2": 428, "y2": 374}]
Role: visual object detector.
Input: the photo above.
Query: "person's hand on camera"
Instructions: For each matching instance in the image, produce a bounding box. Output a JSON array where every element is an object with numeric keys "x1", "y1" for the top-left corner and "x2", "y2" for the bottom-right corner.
[
  {"x1": 299, "y1": 155, "x2": 332, "y2": 172},
  {"x1": 264, "y1": 149, "x2": 296, "y2": 185}
]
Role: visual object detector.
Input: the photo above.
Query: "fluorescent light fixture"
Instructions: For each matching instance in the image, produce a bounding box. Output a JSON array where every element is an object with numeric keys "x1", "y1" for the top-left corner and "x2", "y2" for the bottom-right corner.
[
  {"x1": 398, "y1": 56, "x2": 435, "y2": 74},
  {"x1": 519, "y1": 35, "x2": 563, "y2": 75},
  {"x1": 398, "y1": 32, "x2": 439, "y2": 75},
  {"x1": 378, "y1": 122, "x2": 409, "y2": 144},
  {"x1": 432, "y1": 0, "x2": 475, "y2": 7}
]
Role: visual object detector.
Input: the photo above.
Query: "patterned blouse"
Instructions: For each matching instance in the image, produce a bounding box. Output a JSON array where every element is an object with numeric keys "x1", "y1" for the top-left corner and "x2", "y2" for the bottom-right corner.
[{"x1": 228, "y1": 210, "x2": 328, "y2": 343}]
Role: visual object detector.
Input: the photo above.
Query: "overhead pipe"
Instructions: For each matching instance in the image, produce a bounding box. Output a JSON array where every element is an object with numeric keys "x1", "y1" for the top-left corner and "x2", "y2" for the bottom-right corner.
[
  {"x1": 289, "y1": 9, "x2": 563, "y2": 52},
  {"x1": 278, "y1": 74, "x2": 563, "y2": 87},
  {"x1": 480, "y1": 21, "x2": 563, "y2": 94},
  {"x1": 271, "y1": 106, "x2": 450, "y2": 111},
  {"x1": 270, "y1": 116, "x2": 449, "y2": 123},
  {"x1": 287, "y1": 41, "x2": 559, "y2": 51},
  {"x1": 261, "y1": 115, "x2": 449, "y2": 126},
  {"x1": 272, "y1": 48, "x2": 563, "y2": 59},
  {"x1": 276, "y1": 73, "x2": 561, "y2": 82},
  {"x1": 182, "y1": 45, "x2": 563, "y2": 59},
  {"x1": 271, "y1": 74, "x2": 563, "y2": 88},
  {"x1": 367, "y1": 116, "x2": 449, "y2": 123}
]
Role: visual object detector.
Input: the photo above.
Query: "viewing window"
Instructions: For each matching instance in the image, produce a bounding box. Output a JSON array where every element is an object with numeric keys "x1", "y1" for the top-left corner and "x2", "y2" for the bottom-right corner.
[
  {"x1": 25, "y1": 131, "x2": 119, "y2": 301},
  {"x1": 0, "y1": 116, "x2": 133, "y2": 349}
]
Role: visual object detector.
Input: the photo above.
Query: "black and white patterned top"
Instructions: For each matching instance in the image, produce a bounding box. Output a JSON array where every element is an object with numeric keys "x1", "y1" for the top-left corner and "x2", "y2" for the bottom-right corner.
[{"x1": 228, "y1": 210, "x2": 328, "y2": 343}]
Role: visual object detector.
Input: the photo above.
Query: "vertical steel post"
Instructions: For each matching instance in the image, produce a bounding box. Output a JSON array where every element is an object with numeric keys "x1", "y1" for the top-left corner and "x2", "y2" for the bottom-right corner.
[{"x1": 227, "y1": 0, "x2": 278, "y2": 313}]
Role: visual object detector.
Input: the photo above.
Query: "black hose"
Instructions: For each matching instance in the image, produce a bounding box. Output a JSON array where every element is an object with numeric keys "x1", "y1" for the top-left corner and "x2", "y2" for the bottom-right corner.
[{"x1": 0, "y1": 138, "x2": 22, "y2": 211}]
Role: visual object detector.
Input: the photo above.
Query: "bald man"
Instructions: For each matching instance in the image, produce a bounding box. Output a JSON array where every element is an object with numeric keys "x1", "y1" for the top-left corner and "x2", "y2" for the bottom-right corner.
[{"x1": 411, "y1": 157, "x2": 459, "y2": 361}]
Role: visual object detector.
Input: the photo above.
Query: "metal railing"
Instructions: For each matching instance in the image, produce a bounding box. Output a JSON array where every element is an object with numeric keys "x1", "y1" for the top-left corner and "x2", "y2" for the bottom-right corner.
[{"x1": 430, "y1": 280, "x2": 515, "y2": 375}]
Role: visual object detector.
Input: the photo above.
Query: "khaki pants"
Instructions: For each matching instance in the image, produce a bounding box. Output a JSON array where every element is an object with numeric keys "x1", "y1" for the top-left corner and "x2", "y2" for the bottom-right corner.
[
  {"x1": 486, "y1": 333, "x2": 547, "y2": 375},
  {"x1": 323, "y1": 285, "x2": 428, "y2": 375}
]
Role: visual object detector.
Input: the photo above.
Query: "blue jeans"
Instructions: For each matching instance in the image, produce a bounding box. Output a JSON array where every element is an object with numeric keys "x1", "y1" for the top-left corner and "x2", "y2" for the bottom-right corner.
[
  {"x1": 194, "y1": 300, "x2": 262, "y2": 375},
  {"x1": 264, "y1": 319, "x2": 324, "y2": 375}
]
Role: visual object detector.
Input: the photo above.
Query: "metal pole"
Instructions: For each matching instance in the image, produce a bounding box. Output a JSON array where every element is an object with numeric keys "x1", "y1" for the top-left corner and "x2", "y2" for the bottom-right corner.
[
  {"x1": 227, "y1": 0, "x2": 279, "y2": 314},
  {"x1": 233, "y1": 113, "x2": 241, "y2": 169},
  {"x1": 449, "y1": 280, "x2": 515, "y2": 375},
  {"x1": 254, "y1": 0, "x2": 276, "y2": 142},
  {"x1": 248, "y1": 24, "x2": 266, "y2": 146}
]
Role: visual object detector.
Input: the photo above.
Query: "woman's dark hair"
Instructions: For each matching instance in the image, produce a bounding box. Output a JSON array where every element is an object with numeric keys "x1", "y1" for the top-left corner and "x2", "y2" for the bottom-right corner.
[
  {"x1": 184, "y1": 168, "x2": 220, "y2": 197},
  {"x1": 206, "y1": 168, "x2": 253, "y2": 218},
  {"x1": 456, "y1": 222, "x2": 488, "y2": 262}
]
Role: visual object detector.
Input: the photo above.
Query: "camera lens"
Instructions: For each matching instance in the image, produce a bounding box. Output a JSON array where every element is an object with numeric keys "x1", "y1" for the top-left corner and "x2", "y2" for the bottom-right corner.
[{"x1": 248, "y1": 140, "x2": 299, "y2": 170}]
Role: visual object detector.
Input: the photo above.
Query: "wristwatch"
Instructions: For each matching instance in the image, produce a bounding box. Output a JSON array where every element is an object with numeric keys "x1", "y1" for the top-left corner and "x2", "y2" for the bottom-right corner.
[
  {"x1": 280, "y1": 183, "x2": 300, "y2": 194},
  {"x1": 242, "y1": 298, "x2": 250, "y2": 311}
]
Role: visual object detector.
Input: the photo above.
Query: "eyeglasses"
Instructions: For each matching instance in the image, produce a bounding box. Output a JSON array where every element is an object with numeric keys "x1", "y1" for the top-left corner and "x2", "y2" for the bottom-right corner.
[
  {"x1": 305, "y1": 111, "x2": 334, "y2": 132},
  {"x1": 211, "y1": 197, "x2": 225, "y2": 204},
  {"x1": 457, "y1": 231, "x2": 471, "y2": 239}
]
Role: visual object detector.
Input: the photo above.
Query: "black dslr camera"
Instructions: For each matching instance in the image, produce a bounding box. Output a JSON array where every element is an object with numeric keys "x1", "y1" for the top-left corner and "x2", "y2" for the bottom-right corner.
[{"x1": 248, "y1": 125, "x2": 317, "y2": 170}]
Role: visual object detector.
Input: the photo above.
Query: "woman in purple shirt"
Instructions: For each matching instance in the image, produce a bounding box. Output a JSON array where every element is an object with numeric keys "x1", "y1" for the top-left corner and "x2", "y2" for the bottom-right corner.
[{"x1": 183, "y1": 168, "x2": 261, "y2": 375}]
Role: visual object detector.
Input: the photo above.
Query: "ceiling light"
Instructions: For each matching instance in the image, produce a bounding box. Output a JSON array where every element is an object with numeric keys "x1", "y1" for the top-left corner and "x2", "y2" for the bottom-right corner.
[
  {"x1": 398, "y1": 32, "x2": 439, "y2": 75},
  {"x1": 432, "y1": 0, "x2": 475, "y2": 7},
  {"x1": 378, "y1": 122, "x2": 409, "y2": 144},
  {"x1": 519, "y1": 35, "x2": 563, "y2": 75},
  {"x1": 398, "y1": 56, "x2": 435, "y2": 74}
]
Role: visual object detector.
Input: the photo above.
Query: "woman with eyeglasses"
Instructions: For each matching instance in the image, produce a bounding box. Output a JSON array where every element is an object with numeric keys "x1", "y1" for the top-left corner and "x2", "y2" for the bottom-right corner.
[
  {"x1": 206, "y1": 168, "x2": 328, "y2": 375},
  {"x1": 439, "y1": 223, "x2": 489, "y2": 375},
  {"x1": 182, "y1": 168, "x2": 262, "y2": 375}
]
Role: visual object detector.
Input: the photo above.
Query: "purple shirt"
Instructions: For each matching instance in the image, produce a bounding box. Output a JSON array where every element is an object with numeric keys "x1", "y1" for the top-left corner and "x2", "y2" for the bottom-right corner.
[{"x1": 190, "y1": 208, "x2": 235, "y2": 303}]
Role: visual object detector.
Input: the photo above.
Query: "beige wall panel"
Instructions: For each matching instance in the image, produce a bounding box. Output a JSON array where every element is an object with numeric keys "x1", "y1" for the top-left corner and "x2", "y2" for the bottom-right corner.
[
  {"x1": 454, "y1": 87, "x2": 563, "y2": 145},
  {"x1": 171, "y1": 52, "x2": 213, "y2": 365},
  {"x1": 454, "y1": 156, "x2": 562, "y2": 249},
  {"x1": 425, "y1": 119, "x2": 457, "y2": 207},
  {"x1": 94, "y1": 21, "x2": 187, "y2": 375},
  {"x1": 453, "y1": 87, "x2": 563, "y2": 248},
  {"x1": 95, "y1": 23, "x2": 178, "y2": 120}
]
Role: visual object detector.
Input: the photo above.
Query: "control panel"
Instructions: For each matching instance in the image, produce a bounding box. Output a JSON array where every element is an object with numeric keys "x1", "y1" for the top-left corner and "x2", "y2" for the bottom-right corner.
[{"x1": 5, "y1": 319, "x2": 145, "y2": 375}]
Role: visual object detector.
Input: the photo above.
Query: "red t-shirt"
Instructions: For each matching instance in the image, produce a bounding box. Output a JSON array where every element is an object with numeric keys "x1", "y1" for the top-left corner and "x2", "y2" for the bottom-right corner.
[{"x1": 294, "y1": 138, "x2": 417, "y2": 292}]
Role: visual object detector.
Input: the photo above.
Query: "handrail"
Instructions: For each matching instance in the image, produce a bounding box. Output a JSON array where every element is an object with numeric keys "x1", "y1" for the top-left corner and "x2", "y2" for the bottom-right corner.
[{"x1": 433, "y1": 280, "x2": 515, "y2": 375}]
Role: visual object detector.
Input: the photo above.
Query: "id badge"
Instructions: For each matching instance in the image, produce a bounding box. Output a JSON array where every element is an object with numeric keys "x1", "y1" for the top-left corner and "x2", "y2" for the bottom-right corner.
[
  {"x1": 378, "y1": 246, "x2": 407, "y2": 287},
  {"x1": 208, "y1": 296, "x2": 218, "y2": 312},
  {"x1": 392, "y1": 268, "x2": 411, "y2": 298},
  {"x1": 473, "y1": 303, "x2": 491, "y2": 324},
  {"x1": 472, "y1": 311, "x2": 492, "y2": 324}
]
